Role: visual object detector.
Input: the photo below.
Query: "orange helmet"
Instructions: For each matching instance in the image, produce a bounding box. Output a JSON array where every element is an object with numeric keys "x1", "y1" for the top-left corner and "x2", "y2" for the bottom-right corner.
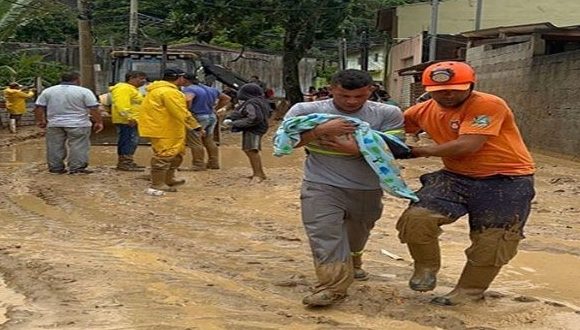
[{"x1": 421, "y1": 61, "x2": 476, "y2": 92}]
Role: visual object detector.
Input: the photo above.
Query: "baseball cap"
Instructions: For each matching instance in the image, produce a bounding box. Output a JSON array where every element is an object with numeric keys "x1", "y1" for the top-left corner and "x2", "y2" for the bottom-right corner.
[
  {"x1": 183, "y1": 73, "x2": 197, "y2": 81},
  {"x1": 163, "y1": 68, "x2": 186, "y2": 78},
  {"x1": 422, "y1": 61, "x2": 476, "y2": 92}
]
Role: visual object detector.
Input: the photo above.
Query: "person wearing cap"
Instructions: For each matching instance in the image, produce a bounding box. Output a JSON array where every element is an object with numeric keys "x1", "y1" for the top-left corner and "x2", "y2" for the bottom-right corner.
[
  {"x1": 4, "y1": 82, "x2": 35, "y2": 132},
  {"x1": 223, "y1": 83, "x2": 271, "y2": 182},
  {"x1": 397, "y1": 61, "x2": 535, "y2": 306},
  {"x1": 109, "y1": 71, "x2": 148, "y2": 171},
  {"x1": 181, "y1": 73, "x2": 230, "y2": 171},
  {"x1": 282, "y1": 69, "x2": 405, "y2": 307},
  {"x1": 137, "y1": 68, "x2": 201, "y2": 193}
]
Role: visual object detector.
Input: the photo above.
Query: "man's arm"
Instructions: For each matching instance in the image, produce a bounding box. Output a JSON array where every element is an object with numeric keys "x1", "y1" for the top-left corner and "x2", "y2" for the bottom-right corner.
[
  {"x1": 89, "y1": 106, "x2": 104, "y2": 133},
  {"x1": 215, "y1": 92, "x2": 231, "y2": 111},
  {"x1": 294, "y1": 119, "x2": 356, "y2": 148},
  {"x1": 412, "y1": 134, "x2": 488, "y2": 158},
  {"x1": 165, "y1": 91, "x2": 201, "y2": 131},
  {"x1": 34, "y1": 106, "x2": 47, "y2": 128}
]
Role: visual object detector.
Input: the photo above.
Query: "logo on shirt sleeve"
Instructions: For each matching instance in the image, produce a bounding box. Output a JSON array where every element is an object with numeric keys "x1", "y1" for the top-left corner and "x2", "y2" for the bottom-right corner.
[{"x1": 472, "y1": 115, "x2": 491, "y2": 128}]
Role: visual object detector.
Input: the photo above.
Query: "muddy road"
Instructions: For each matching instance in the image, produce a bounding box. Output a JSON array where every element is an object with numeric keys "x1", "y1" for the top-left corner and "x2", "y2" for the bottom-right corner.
[{"x1": 0, "y1": 127, "x2": 579, "y2": 330}]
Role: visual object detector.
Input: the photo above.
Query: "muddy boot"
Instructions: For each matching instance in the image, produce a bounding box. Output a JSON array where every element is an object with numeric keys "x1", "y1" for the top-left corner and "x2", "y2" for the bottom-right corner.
[
  {"x1": 352, "y1": 254, "x2": 369, "y2": 281},
  {"x1": 191, "y1": 134, "x2": 207, "y2": 171},
  {"x1": 127, "y1": 154, "x2": 146, "y2": 169},
  {"x1": 431, "y1": 264, "x2": 501, "y2": 306},
  {"x1": 117, "y1": 155, "x2": 144, "y2": 172},
  {"x1": 204, "y1": 135, "x2": 220, "y2": 169},
  {"x1": 166, "y1": 155, "x2": 185, "y2": 187},
  {"x1": 150, "y1": 169, "x2": 176, "y2": 192},
  {"x1": 166, "y1": 169, "x2": 185, "y2": 187},
  {"x1": 302, "y1": 290, "x2": 346, "y2": 307},
  {"x1": 408, "y1": 242, "x2": 441, "y2": 292}
]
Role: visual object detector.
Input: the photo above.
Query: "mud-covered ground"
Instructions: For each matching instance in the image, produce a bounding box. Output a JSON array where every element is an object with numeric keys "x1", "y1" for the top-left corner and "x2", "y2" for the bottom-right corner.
[{"x1": 0, "y1": 126, "x2": 579, "y2": 330}]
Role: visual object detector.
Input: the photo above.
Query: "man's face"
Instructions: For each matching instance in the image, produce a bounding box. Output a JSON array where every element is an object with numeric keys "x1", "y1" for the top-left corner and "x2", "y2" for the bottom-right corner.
[
  {"x1": 330, "y1": 85, "x2": 373, "y2": 113},
  {"x1": 129, "y1": 75, "x2": 147, "y2": 88},
  {"x1": 174, "y1": 76, "x2": 188, "y2": 87},
  {"x1": 429, "y1": 89, "x2": 471, "y2": 108}
]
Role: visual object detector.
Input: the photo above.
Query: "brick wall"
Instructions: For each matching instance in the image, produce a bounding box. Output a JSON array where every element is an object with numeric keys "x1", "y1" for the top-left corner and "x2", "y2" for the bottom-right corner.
[
  {"x1": 0, "y1": 104, "x2": 36, "y2": 127},
  {"x1": 467, "y1": 41, "x2": 580, "y2": 157}
]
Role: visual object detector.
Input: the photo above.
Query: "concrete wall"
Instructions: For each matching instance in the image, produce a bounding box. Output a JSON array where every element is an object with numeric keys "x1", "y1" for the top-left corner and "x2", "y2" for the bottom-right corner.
[
  {"x1": 397, "y1": 0, "x2": 580, "y2": 38},
  {"x1": 195, "y1": 50, "x2": 316, "y2": 98},
  {"x1": 467, "y1": 41, "x2": 580, "y2": 157},
  {"x1": 388, "y1": 34, "x2": 424, "y2": 106}
]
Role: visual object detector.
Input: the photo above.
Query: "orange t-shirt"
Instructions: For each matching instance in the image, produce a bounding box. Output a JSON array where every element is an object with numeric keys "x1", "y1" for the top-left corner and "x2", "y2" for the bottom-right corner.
[{"x1": 405, "y1": 91, "x2": 535, "y2": 177}]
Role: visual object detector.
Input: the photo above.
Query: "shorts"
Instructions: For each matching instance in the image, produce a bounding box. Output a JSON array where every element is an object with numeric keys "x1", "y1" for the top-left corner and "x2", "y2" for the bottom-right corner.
[
  {"x1": 413, "y1": 170, "x2": 535, "y2": 232},
  {"x1": 242, "y1": 131, "x2": 262, "y2": 151}
]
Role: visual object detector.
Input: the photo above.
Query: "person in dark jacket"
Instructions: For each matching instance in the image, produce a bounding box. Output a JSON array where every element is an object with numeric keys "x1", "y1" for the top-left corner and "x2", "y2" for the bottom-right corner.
[{"x1": 224, "y1": 83, "x2": 271, "y2": 182}]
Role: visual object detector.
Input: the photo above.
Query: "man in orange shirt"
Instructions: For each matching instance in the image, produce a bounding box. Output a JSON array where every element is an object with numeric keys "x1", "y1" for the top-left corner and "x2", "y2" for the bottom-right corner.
[{"x1": 398, "y1": 61, "x2": 535, "y2": 306}]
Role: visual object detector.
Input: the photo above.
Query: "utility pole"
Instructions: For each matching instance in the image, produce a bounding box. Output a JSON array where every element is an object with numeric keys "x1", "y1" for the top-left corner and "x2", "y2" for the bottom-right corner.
[
  {"x1": 129, "y1": 0, "x2": 139, "y2": 50},
  {"x1": 475, "y1": 0, "x2": 483, "y2": 31},
  {"x1": 360, "y1": 27, "x2": 369, "y2": 71},
  {"x1": 382, "y1": 34, "x2": 392, "y2": 89},
  {"x1": 77, "y1": 0, "x2": 96, "y2": 91},
  {"x1": 338, "y1": 37, "x2": 347, "y2": 70},
  {"x1": 428, "y1": 0, "x2": 439, "y2": 62}
]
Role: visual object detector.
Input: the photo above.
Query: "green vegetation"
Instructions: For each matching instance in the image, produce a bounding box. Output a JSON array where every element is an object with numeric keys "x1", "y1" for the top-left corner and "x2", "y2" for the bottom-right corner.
[
  {"x1": 0, "y1": 0, "x2": 428, "y2": 102},
  {"x1": 0, "y1": 53, "x2": 70, "y2": 87}
]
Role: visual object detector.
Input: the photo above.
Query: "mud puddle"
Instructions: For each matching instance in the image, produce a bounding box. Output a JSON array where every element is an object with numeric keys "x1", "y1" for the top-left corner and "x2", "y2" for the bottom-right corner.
[
  {"x1": 0, "y1": 141, "x2": 305, "y2": 170},
  {"x1": 0, "y1": 133, "x2": 579, "y2": 329},
  {"x1": 0, "y1": 275, "x2": 25, "y2": 326}
]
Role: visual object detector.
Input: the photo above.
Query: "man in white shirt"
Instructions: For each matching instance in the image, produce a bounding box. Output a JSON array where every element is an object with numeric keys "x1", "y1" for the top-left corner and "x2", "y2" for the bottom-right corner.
[{"x1": 34, "y1": 72, "x2": 103, "y2": 174}]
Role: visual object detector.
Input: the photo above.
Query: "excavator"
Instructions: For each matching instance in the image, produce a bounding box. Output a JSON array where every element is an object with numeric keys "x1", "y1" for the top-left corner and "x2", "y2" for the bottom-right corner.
[{"x1": 93, "y1": 47, "x2": 248, "y2": 145}]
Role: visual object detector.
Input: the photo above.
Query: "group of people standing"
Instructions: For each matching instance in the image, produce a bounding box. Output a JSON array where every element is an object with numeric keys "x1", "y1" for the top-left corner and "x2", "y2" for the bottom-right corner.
[
  {"x1": 32, "y1": 68, "x2": 272, "y2": 191},
  {"x1": 30, "y1": 61, "x2": 535, "y2": 310}
]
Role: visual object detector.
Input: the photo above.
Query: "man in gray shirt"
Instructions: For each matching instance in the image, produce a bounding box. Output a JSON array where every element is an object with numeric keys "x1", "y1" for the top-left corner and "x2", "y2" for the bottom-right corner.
[
  {"x1": 34, "y1": 72, "x2": 103, "y2": 174},
  {"x1": 284, "y1": 69, "x2": 404, "y2": 307}
]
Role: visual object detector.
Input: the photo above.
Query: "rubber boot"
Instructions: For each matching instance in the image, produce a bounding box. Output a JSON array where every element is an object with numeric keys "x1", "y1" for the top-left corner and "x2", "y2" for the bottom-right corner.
[
  {"x1": 117, "y1": 155, "x2": 144, "y2": 171},
  {"x1": 150, "y1": 169, "x2": 176, "y2": 192},
  {"x1": 166, "y1": 155, "x2": 185, "y2": 187},
  {"x1": 408, "y1": 242, "x2": 441, "y2": 292},
  {"x1": 9, "y1": 118, "x2": 16, "y2": 133},
  {"x1": 352, "y1": 254, "x2": 369, "y2": 281},
  {"x1": 166, "y1": 169, "x2": 185, "y2": 187},
  {"x1": 127, "y1": 154, "x2": 146, "y2": 169},
  {"x1": 431, "y1": 264, "x2": 501, "y2": 306},
  {"x1": 191, "y1": 135, "x2": 207, "y2": 171},
  {"x1": 204, "y1": 136, "x2": 220, "y2": 169}
]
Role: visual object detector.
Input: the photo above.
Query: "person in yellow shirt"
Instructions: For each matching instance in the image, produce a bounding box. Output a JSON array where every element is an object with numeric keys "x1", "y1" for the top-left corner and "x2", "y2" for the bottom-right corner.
[
  {"x1": 138, "y1": 68, "x2": 201, "y2": 193},
  {"x1": 110, "y1": 71, "x2": 148, "y2": 171},
  {"x1": 4, "y1": 82, "x2": 34, "y2": 133}
]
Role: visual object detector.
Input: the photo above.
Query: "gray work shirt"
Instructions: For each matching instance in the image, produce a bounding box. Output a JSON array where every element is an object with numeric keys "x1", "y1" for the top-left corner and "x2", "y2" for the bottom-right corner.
[
  {"x1": 284, "y1": 99, "x2": 404, "y2": 190},
  {"x1": 35, "y1": 84, "x2": 99, "y2": 128}
]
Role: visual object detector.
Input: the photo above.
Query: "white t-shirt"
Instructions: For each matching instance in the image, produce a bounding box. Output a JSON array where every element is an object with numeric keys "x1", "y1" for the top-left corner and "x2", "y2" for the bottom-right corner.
[{"x1": 35, "y1": 84, "x2": 99, "y2": 128}]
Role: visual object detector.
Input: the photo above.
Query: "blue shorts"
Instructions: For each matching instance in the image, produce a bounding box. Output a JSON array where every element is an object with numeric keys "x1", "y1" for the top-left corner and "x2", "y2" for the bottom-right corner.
[{"x1": 412, "y1": 170, "x2": 535, "y2": 232}]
